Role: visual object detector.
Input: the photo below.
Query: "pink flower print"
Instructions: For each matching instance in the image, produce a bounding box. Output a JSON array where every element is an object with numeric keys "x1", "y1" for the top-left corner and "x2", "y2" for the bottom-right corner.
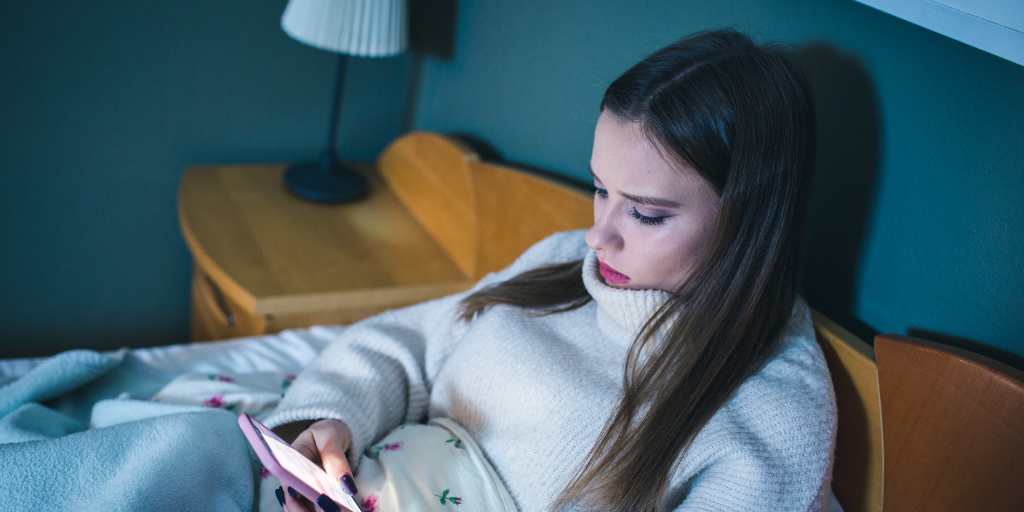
[
  {"x1": 203, "y1": 394, "x2": 224, "y2": 408},
  {"x1": 259, "y1": 466, "x2": 270, "y2": 479},
  {"x1": 207, "y1": 373, "x2": 234, "y2": 383},
  {"x1": 368, "y1": 441, "x2": 403, "y2": 458},
  {"x1": 361, "y1": 495, "x2": 379, "y2": 512},
  {"x1": 433, "y1": 488, "x2": 462, "y2": 506}
]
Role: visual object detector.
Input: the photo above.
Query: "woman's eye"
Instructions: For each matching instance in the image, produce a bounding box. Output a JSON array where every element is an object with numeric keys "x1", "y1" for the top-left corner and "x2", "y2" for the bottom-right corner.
[
  {"x1": 631, "y1": 207, "x2": 667, "y2": 226},
  {"x1": 594, "y1": 186, "x2": 667, "y2": 226}
]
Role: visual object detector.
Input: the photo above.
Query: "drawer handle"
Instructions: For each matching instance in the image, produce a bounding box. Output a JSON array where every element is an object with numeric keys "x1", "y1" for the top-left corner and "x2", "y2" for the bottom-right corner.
[{"x1": 204, "y1": 275, "x2": 236, "y2": 327}]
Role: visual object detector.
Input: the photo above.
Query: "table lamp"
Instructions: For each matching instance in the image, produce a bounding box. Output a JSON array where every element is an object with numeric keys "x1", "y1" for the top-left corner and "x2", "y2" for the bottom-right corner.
[{"x1": 280, "y1": 0, "x2": 409, "y2": 204}]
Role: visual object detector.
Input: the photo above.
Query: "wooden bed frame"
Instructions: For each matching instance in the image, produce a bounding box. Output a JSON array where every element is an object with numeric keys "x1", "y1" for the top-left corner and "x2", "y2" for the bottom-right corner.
[{"x1": 377, "y1": 131, "x2": 1024, "y2": 511}]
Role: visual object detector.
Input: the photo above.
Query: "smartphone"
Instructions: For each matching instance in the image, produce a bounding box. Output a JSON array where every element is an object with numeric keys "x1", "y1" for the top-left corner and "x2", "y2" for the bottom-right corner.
[{"x1": 238, "y1": 413, "x2": 362, "y2": 512}]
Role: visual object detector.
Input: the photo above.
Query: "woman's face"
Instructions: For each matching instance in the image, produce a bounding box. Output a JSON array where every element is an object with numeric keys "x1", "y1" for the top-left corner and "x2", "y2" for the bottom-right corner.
[{"x1": 585, "y1": 110, "x2": 721, "y2": 292}]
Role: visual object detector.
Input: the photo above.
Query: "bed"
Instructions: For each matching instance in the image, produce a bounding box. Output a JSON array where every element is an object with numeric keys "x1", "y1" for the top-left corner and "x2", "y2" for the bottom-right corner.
[
  {"x1": 0, "y1": 325, "x2": 341, "y2": 387},
  {"x1": 2, "y1": 132, "x2": 1021, "y2": 511}
]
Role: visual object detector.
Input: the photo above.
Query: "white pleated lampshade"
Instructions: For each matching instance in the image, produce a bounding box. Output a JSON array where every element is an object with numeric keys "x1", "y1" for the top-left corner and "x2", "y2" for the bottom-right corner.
[{"x1": 281, "y1": 0, "x2": 408, "y2": 57}]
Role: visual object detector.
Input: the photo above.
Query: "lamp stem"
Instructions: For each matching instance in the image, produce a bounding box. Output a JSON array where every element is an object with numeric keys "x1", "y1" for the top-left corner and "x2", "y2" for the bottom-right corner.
[
  {"x1": 323, "y1": 53, "x2": 348, "y2": 172},
  {"x1": 282, "y1": 52, "x2": 367, "y2": 204}
]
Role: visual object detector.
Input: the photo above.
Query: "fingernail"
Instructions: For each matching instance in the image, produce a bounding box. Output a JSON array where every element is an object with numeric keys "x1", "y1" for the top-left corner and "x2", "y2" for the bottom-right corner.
[
  {"x1": 317, "y1": 494, "x2": 341, "y2": 512},
  {"x1": 341, "y1": 473, "x2": 359, "y2": 495},
  {"x1": 287, "y1": 486, "x2": 300, "y2": 501},
  {"x1": 275, "y1": 486, "x2": 285, "y2": 507}
]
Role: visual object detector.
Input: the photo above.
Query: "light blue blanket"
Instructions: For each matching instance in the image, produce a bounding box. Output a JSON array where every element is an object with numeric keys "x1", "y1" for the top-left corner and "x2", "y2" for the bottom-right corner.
[{"x1": 0, "y1": 349, "x2": 258, "y2": 511}]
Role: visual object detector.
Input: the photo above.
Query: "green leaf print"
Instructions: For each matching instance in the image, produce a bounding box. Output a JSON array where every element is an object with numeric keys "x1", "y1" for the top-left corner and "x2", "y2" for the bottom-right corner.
[{"x1": 433, "y1": 488, "x2": 463, "y2": 506}]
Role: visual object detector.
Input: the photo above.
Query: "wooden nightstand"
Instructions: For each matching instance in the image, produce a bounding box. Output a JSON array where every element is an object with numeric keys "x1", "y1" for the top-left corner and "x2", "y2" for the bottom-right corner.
[
  {"x1": 177, "y1": 162, "x2": 473, "y2": 342},
  {"x1": 177, "y1": 132, "x2": 593, "y2": 342}
]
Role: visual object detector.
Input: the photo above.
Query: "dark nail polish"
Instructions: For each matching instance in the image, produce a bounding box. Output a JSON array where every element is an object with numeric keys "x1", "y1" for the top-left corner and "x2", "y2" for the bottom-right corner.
[
  {"x1": 317, "y1": 494, "x2": 341, "y2": 512},
  {"x1": 341, "y1": 473, "x2": 359, "y2": 495},
  {"x1": 287, "y1": 486, "x2": 301, "y2": 501},
  {"x1": 275, "y1": 486, "x2": 285, "y2": 507}
]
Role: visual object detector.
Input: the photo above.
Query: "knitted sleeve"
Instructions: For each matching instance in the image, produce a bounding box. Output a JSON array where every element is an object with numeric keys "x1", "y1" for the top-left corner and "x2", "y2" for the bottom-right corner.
[
  {"x1": 666, "y1": 333, "x2": 839, "y2": 511},
  {"x1": 259, "y1": 229, "x2": 586, "y2": 472},
  {"x1": 668, "y1": 443, "x2": 836, "y2": 512}
]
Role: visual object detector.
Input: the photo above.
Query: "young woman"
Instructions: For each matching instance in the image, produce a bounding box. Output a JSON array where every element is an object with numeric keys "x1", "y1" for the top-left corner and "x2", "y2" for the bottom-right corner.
[{"x1": 268, "y1": 27, "x2": 838, "y2": 512}]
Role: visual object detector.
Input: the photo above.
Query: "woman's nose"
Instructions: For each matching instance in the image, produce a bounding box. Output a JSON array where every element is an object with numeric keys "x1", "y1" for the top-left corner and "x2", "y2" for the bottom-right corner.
[{"x1": 586, "y1": 211, "x2": 622, "y2": 252}]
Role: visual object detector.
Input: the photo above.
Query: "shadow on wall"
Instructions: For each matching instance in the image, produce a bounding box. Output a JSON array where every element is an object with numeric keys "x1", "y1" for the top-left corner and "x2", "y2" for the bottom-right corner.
[
  {"x1": 789, "y1": 42, "x2": 883, "y2": 348},
  {"x1": 908, "y1": 327, "x2": 1024, "y2": 372},
  {"x1": 785, "y1": 42, "x2": 1024, "y2": 372}
]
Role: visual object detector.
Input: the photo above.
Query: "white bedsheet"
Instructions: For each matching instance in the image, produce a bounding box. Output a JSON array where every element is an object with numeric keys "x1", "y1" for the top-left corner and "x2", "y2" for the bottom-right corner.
[{"x1": 0, "y1": 325, "x2": 346, "y2": 382}]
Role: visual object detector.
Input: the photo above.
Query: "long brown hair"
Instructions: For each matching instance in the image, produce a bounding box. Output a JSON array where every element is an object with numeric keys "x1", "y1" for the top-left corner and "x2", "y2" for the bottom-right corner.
[{"x1": 456, "y1": 28, "x2": 816, "y2": 511}]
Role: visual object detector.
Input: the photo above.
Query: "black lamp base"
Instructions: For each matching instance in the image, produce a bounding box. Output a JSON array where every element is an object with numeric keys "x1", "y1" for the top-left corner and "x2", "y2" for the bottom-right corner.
[{"x1": 283, "y1": 161, "x2": 369, "y2": 204}]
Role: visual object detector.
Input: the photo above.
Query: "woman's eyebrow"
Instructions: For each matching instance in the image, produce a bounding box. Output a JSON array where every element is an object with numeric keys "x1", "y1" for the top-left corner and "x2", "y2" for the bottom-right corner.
[{"x1": 589, "y1": 165, "x2": 683, "y2": 208}]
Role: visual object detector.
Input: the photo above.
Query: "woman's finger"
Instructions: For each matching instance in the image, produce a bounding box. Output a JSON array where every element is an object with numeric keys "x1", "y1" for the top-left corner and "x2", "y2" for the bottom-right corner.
[
  {"x1": 283, "y1": 485, "x2": 315, "y2": 512},
  {"x1": 290, "y1": 429, "x2": 320, "y2": 463},
  {"x1": 284, "y1": 419, "x2": 358, "y2": 509},
  {"x1": 309, "y1": 420, "x2": 358, "y2": 496}
]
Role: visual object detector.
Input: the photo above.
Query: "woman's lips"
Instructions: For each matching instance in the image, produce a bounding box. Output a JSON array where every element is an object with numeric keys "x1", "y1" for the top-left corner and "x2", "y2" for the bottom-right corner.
[{"x1": 598, "y1": 260, "x2": 630, "y2": 284}]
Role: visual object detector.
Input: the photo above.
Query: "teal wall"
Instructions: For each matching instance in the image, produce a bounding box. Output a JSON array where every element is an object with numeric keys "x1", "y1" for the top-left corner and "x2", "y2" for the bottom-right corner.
[
  {"x1": 0, "y1": 1, "x2": 414, "y2": 357},
  {"x1": 410, "y1": 0, "x2": 1023, "y2": 366},
  {"x1": 3, "y1": 0, "x2": 1022, "y2": 368}
]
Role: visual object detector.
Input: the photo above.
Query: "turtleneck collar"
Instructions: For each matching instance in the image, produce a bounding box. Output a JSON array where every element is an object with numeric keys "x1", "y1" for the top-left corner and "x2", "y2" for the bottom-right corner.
[
  {"x1": 579, "y1": 245, "x2": 813, "y2": 359},
  {"x1": 581, "y1": 247, "x2": 674, "y2": 343}
]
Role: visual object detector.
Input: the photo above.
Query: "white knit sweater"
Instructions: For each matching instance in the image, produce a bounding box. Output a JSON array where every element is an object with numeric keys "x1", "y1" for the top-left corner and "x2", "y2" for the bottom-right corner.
[{"x1": 262, "y1": 229, "x2": 839, "y2": 511}]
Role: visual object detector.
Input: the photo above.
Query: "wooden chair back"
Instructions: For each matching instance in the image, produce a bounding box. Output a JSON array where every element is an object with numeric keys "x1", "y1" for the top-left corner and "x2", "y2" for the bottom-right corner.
[
  {"x1": 875, "y1": 334, "x2": 1024, "y2": 511},
  {"x1": 471, "y1": 160, "x2": 592, "y2": 277},
  {"x1": 811, "y1": 310, "x2": 884, "y2": 512},
  {"x1": 376, "y1": 131, "x2": 481, "y2": 278},
  {"x1": 377, "y1": 131, "x2": 592, "y2": 280}
]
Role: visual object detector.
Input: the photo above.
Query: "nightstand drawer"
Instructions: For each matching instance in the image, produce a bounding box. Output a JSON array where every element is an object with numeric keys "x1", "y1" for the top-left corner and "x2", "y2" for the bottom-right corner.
[{"x1": 189, "y1": 265, "x2": 264, "y2": 341}]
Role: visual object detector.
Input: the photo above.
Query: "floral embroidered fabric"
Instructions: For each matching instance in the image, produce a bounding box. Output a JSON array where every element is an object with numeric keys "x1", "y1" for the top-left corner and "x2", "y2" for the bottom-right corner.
[{"x1": 152, "y1": 371, "x2": 517, "y2": 511}]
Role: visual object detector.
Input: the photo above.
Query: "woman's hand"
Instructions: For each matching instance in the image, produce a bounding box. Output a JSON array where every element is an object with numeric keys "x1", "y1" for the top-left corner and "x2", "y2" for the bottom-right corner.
[{"x1": 279, "y1": 418, "x2": 359, "y2": 512}]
